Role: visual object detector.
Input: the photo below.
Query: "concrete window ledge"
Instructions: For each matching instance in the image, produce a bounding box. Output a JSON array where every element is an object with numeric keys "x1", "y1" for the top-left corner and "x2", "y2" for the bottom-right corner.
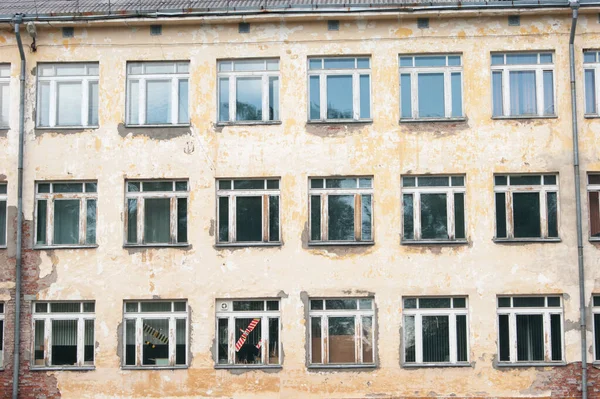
[
  {"x1": 496, "y1": 362, "x2": 567, "y2": 368},
  {"x1": 123, "y1": 243, "x2": 190, "y2": 249},
  {"x1": 306, "y1": 120, "x2": 373, "y2": 125},
  {"x1": 34, "y1": 245, "x2": 99, "y2": 250},
  {"x1": 308, "y1": 241, "x2": 375, "y2": 247},
  {"x1": 121, "y1": 366, "x2": 188, "y2": 371},
  {"x1": 401, "y1": 239, "x2": 468, "y2": 246},
  {"x1": 400, "y1": 117, "x2": 467, "y2": 123},
  {"x1": 307, "y1": 364, "x2": 377, "y2": 371},
  {"x1": 30, "y1": 366, "x2": 95, "y2": 371},
  {"x1": 216, "y1": 121, "x2": 282, "y2": 127},
  {"x1": 491, "y1": 115, "x2": 558, "y2": 120},
  {"x1": 589, "y1": 238, "x2": 600, "y2": 243},
  {"x1": 215, "y1": 242, "x2": 282, "y2": 248},
  {"x1": 124, "y1": 124, "x2": 191, "y2": 129},
  {"x1": 492, "y1": 238, "x2": 562, "y2": 244},
  {"x1": 214, "y1": 365, "x2": 283, "y2": 370},
  {"x1": 584, "y1": 115, "x2": 600, "y2": 119},
  {"x1": 402, "y1": 363, "x2": 472, "y2": 369}
]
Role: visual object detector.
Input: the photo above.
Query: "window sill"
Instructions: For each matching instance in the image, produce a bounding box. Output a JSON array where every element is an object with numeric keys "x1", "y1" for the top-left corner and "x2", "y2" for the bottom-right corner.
[
  {"x1": 31, "y1": 366, "x2": 95, "y2": 371},
  {"x1": 123, "y1": 243, "x2": 190, "y2": 248},
  {"x1": 216, "y1": 121, "x2": 282, "y2": 126},
  {"x1": 308, "y1": 241, "x2": 374, "y2": 247},
  {"x1": 215, "y1": 242, "x2": 282, "y2": 248},
  {"x1": 35, "y1": 126, "x2": 99, "y2": 130},
  {"x1": 401, "y1": 239, "x2": 468, "y2": 245},
  {"x1": 400, "y1": 117, "x2": 466, "y2": 123},
  {"x1": 402, "y1": 362, "x2": 471, "y2": 368},
  {"x1": 491, "y1": 115, "x2": 558, "y2": 120},
  {"x1": 214, "y1": 364, "x2": 282, "y2": 370},
  {"x1": 589, "y1": 238, "x2": 600, "y2": 242},
  {"x1": 307, "y1": 119, "x2": 373, "y2": 125},
  {"x1": 33, "y1": 244, "x2": 98, "y2": 250},
  {"x1": 121, "y1": 365, "x2": 188, "y2": 370},
  {"x1": 124, "y1": 124, "x2": 191, "y2": 128},
  {"x1": 584, "y1": 115, "x2": 600, "y2": 119},
  {"x1": 496, "y1": 361, "x2": 566, "y2": 368},
  {"x1": 0, "y1": 246, "x2": 6, "y2": 250},
  {"x1": 493, "y1": 238, "x2": 561, "y2": 243},
  {"x1": 308, "y1": 364, "x2": 376, "y2": 370}
]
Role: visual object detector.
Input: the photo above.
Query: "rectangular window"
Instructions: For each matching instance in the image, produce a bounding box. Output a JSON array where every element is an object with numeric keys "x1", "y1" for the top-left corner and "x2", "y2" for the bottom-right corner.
[
  {"x1": 216, "y1": 179, "x2": 280, "y2": 245},
  {"x1": 592, "y1": 295, "x2": 600, "y2": 361},
  {"x1": 588, "y1": 174, "x2": 600, "y2": 239},
  {"x1": 309, "y1": 297, "x2": 375, "y2": 366},
  {"x1": 215, "y1": 299, "x2": 281, "y2": 367},
  {"x1": 125, "y1": 180, "x2": 188, "y2": 246},
  {"x1": 0, "y1": 303, "x2": 4, "y2": 367},
  {"x1": 126, "y1": 62, "x2": 189, "y2": 126},
  {"x1": 403, "y1": 297, "x2": 468, "y2": 365},
  {"x1": 123, "y1": 300, "x2": 188, "y2": 368},
  {"x1": 497, "y1": 296, "x2": 563, "y2": 364},
  {"x1": 34, "y1": 182, "x2": 97, "y2": 247},
  {"x1": 309, "y1": 177, "x2": 373, "y2": 244},
  {"x1": 399, "y1": 54, "x2": 463, "y2": 120},
  {"x1": 491, "y1": 52, "x2": 555, "y2": 117},
  {"x1": 0, "y1": 65, "x2": 9, "y2": 128},
  {"x1": 401, "y1": 175, "x2": 466, "y2": 242},
  {"x1": 584, "y1": 51, "x2": 600, "y2": 115},
  {"x1": 494, "y1": 174, "x2": 559, "y2": 240},
  {"x1": 308, "y1": 57, "x2": 371, "y2": 122},
  {"x1": 32, "y1": 301, "x2": 95, "y2": 368},
  {"x1": 217, "y1": 59, "x2": 280, "y2": 123},
  {"x1": 36, "y1": 63, "x2": 99, "y2": 128},
  {"x1": 0, "y1": 182, "x2": 6, "y2": 248}
]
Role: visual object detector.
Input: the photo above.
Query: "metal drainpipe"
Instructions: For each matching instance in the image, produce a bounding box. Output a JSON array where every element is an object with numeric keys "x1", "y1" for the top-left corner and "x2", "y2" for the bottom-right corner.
[
  {"x1": 568, "y1": 2, "x2": 587, "y2": 399},
  {"x1": 12, "y1": 14, "x2": 26, "y2": 399}
]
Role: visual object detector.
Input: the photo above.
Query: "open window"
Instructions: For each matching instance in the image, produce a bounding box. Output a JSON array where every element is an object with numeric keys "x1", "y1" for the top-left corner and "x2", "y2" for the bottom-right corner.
[
  {"x1": 216, "y1": 299, "x2": 281, "y2": 367},
  {"x1": 32, "y1": 301, "x2": 95, "y2": 369},
  {"x1": 588, "y1": 174, "x2": 600, "y2": 240}
]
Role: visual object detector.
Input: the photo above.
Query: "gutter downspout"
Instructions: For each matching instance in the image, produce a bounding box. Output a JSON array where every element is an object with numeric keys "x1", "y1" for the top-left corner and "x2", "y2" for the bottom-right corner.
[
  {"x1": 568, "y1": 2, "x2": 587, "y2": 399},
  {"x1": 12, "y1": 15, "x2": 25, "y2": 399}
]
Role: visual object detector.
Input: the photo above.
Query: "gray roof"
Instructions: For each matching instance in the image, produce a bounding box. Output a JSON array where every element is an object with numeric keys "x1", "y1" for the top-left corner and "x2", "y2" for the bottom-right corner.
[{"x1": 0, "y1": 0, "x2": 598, "y2": 21}]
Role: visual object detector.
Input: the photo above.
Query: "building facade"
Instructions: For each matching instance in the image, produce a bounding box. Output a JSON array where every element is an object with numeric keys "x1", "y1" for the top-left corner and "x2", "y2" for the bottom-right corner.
[{"x1": 1, "y1": 1, "x2": 600, "y2": 398}]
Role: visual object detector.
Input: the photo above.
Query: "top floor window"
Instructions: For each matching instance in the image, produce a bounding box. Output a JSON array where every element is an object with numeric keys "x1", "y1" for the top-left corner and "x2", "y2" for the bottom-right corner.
[
  {"x1": 0, "y1": 65, "x2": 9, "y2": 128},
  {"x1": 399, "y1": 54, "x2": 463, "y2": 120},
  {"x1": 126, "y1": 62, "x2": 189, "y2": 126},
  {"x1": 491, "y1": 52, "x2": 555, "y2": 118},
  {"x1": 308, "y1": 57, "x2": 371, "y2": 122},
  {"x1": 588, "y1": 174, "x2": 600, "y2": 239},
  {"x1": 584, "y1": 51, "x2": 600, "y2": 116},
  {"x1": 37, "y1": 63, "x2": 99, "y2": 128},
  {"x1": 218, "y1": 59, "x2": 280, "y2": 123},
  {"x1": 0, "y1": 183, "x2": 6, "y2": 248}
]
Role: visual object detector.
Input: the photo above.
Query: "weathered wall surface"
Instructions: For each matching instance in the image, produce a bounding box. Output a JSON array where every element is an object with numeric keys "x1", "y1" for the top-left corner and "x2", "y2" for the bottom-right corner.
[{"x1": 0, "y1": 9, "x2": 600, "y2": 398}]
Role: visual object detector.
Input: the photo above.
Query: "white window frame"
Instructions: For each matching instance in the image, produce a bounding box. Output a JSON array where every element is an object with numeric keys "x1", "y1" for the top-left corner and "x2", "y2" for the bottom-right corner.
[
  {"x1": 496, "y1": 296, "x2": 564, "y2": 364},
  {"x1": 122, "y1": 300, "x2": 189, "y2": 369},
  {"x1": 36, "y1": 63, "x2": 99, "y2": 128},
  {"x1": 34, "y1": 181, "x2": 98, "y2": 248},
  {"x1": 307, "y1": 57, "x2": 371, "y2": 122},
  {"x1": 493, "y1": 174, "x2": 559, "y2": 241},
  {"x1": 308, "y1": 297, "x2": 376, "y2": 367},
  {"x1": 124, "y1": 180, "x2": 189, "y2": 246},
  {"x1": 401, "y1": 175, "x2": 466, "y2": 242},
  {"x1": 216, "y1": 178, "x2": 281, "y2": 245},
  {"x1": 308, "y1": 177, "x2": 374, "y2": 245},
  {"x1": 402, "y1": 297, "x2": 469, "y2": 366},
  {"x1": 215, "y1": 298, "x2": 281, "y2": 367},
  {"x1": 32, "y1": 301, "x2": 95, "y2": 369},
  {"x1": 399, "y1": 54, "x2": 463, "y2": 120},
  {"x1": 0, "y1": 64, "x2": 10, "y2": 128},
  {"x1": 217, "y1": 59, "x2": 280, "y2": 124},
  {"x1": 0, "y1": 303, "x2": 4, "y2": 368},
  {"x1": 0, "y1": 182, "x2": 6, "y2": 249},
  {"x1": 125, "y1": 61, "x2": 190, "y2": 126},
  {"x1": 588, "y1": 173, "x2": 600, "y2": 240},
  {"x1": 583, "y1": 51, "x2": 600, "y2": 116},
  {"x1": 592, "y1": 295, "x2": 600, "y2": 362},
  {"x1": 491, "y1": 52, "x2": 555, "y2": 118}
]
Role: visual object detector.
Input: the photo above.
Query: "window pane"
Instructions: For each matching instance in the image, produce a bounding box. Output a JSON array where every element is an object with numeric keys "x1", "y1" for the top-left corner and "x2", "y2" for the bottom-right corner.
[
  {"x1": 142, "y1": 319, "x2": 169, "y2": 365},
  {"x1": 311, "y1": 317, "x2": 322, "y2": 363},
  {"x1": 269, "y1": 77, "x2": 279, "y2": 121},
  {"x1": 233, "y1": 60, "x2": 266, "y2": 71},
  {"x1": 234, "y1": 180, "x2": 264, "y2": 190},
  {"x1": 266, "y1": 301, "x2": 279, "y2": 311},
  {"x1": 451, "y1": 72, "x2": 462, "y2": 117},
  {"x1": 324, "y1": 58, "x2": 355, "y2": 69},
  {"x1": 86, "y1": 199, "x2": 96, "y2": 245},
  {"x1": 585, "y1": 69, "x2": 596, "y2": 114},
  {"x1": 54, "y1": 200, "x2": 80, "y2": 245},
  {"x1": 326, "y1": 299, "x2": 357, "y2": 310},
  {"x1": 39, "y1": 82, "x2": 51, "y2": 126},
  {"x1": 85, "y1": 182, "x2": 97, "y2": 193},
  {"x1": 513, "y1": 192, "x2": 541, "y2": 238},
  {"x1": 144, "y1": 198, "x2": 171, "y2": 243},
  {"x1": 418, "y1": 73, "x2": 444, "y2": 118},
  {"x1": 585, "y1": 52, "x2": 597, "y2": 63},
  {"x1": 359, "y1": 299, "x2": 372, "y2": 309},
  {"x1": 419, "y1": 176, "x2": 449, "y2": 187},
  {"x1": 401, "y1": 74, "x2": 412, "y2": 118},
  {"x1": 595, "y1": 314, "x2": 600, "y2": 361},
  {"x1": 359, "y1": 75, "x2": 370, "y2": 119},
  {"x1": 310, "y1": 195, "x2": 321, "y2": 241},
  {"x1": 403, "y1": 176, "x2": 416, "y2": 187},
  {"x1": 219, "y1": 78, "x2": 229, "y2": 122},
  {"x1": 544, "y1": 175, "x2": 557, "y2": 185},
  {"x1": 454, "y1": 193, "x2": 465, "y2": 239},
  {"x1": 328, "y1": 195, "x2": 355, "y2": 241},
  {"x1": 309, "y1": 76, "x2": 320, "y2": 120},
  {"x1": 235, "y1": 318, "x2": 262, "y2": 364},
  {"x1": 492, "y1": 71, "x2": 503, "y2": 117},
  {"x1": 403, "y1": 194, "x2": 414, "y2": 240},
  {"x1": 236, "y1": 196, "x2": 262, "y2": 242},
  {"x1": 53, "y1": 183, "x2": 83, "y2": 193},
  {"x1": 400, "y1": 57, "x2": 413, "y2": 67},
  {"x1": 328, "y1": 317, "x2": 356, "y2": 363},
  {"x1": 141, "y1": 302, "x2": 172, "y2": 312},
  {"x1": 404, "y1": 298, "x2": 417, "y2": 309},
  {"x1": 421, "y1": 193, "x2": 448, "y2": 240},
  {"x1": 84, "y1": 319, "x2": 94, "y2": 364},
  {"x1": 310, "y1": 300, "x2": 323, "y2": 310},
  {"x1": 361, "y1": 195, "x2": 372, "y2": 241},
  {"x1": 128, "y1": 81, "x2": 139, "y2": 124},
  {"x1": 422, "y1": 315, "x2": 450, "y2": 362},
  {"x1": 509, "y1": 71, "x2": 537, "y2": 116},
  {"x1": 0, "y1": 83, "x2": 9, "y2": 126},
  {"x1": 178, "y1": 79, "x2": 189, "y2": 124},
  {"x1": 516, "y1": 314, "x2": 544, "y2": 361},
  {"x1": 143, "y1": 181, "x2": 173, "y2": 192},
  {"x1": 362, "y1": 316, "x2": 374, "y2": 363},
  {"x1": 451, "y1": 176, "x2": 465, "y2": 186},
  {"x1": 127, "y1": 199, "x2": 137, "y2": 244},
  {"x1": 56, "y1": 64, "x2": 86, "y2": 76},
  {"x1": 233, "y1": 301, "x2": 264, "y2": 311},
  {"x1": 218, "y1": 197, "x2": 229, "y2": 242},
  {"x1": 88, "y1": 81, "x2": 98, "y2": 126},
  {"x1": 453, "y1": 297, "x2": 466, "y2": 308},
  {"x1": 404, "y1": 315, "x2": 416, "y2": 363},
  {"x1": 145, "y1": 63, "x2": 175, "y2": 74},
  {"x1": 125, "y1": 302, "x2": 137, "y2": 313},
  {"x1": 175, "y1": 181, "x2": 187, "y2": 191},
  {"x1": 51, "y1": 319, "x2": 77, "y2": 366},
  {"x1": 550, "y1": 314, "x2": 562, "y2": 361},
  {"x1": 547, "y1": 192, "x2": 558, "y2": 238},
  {"x1": 456, "y1": 315, "x2": 468, "y2": 362},
  {"x1": 176, "y1": 319, "x2": 186, "y2": 365},
  {"x1": 511, "y1": 175, "x2": 541, "y2": 185},
  {"x1": 498, "y1": 297, "x2": 511, "y2": 307},
  {"x1": 236, "y1": 77, "x2": 262, "y2": 121},
  {"x1": 57, "y1": 82, "x2": 82, "y2": 126},
  {"x1": 327, "y1": 75, "x2": 353, "y2": 119},
  {"x1": 506, "y1": 53, "x2": 538, "y2": 65},
  {"x1": 125, "y1": 319, "x2": 136, "y2": 365},
  {"x1": 590, "y1": 191, "x2": 600, "y2": 237},
  {"x1": 420, "y1": 298, "x2": 451, "y2": 308},
  {"x1": 326, "y1": 178, "x2": 356, "y2": 189},
  {"x1": 540, "y1": 53, "x2": 553, "y2": 64},
  {"x1": 218, "y1": 318, "x2": 228, "y2": 364},
  {"x1": 146, "y1": 80, "x2": 171, "y2": 124},
  {"x1": 543, "y1": 71, "x2": 554, "y2": 115},
  {"x1": 34, "y1": 320, "x2": 45, "y2": 366},
  {"x1": 415, "y1": 56, "x2": 447, "y2": 67},
  {"x1": 495, "y1": 193, "x2": 506, "y2": 238},
  {"x1": 177, "y1": 198, "x2": 187, "y2": 243},
  {"x1": 498, "y1": 314, "x2": 510, "y2": 361},
  {"x1": 0, "y1": 200, "x2": 6, "y2": 246},
  {"x1": 513, "y1": 297, "x2": 545, "y2": 307},
  {"x1": 266, "y1": 179, "x2": 279, "y2": 190},
  {"x1": 358, "y1": 178, "x2": 372, "y2": 188},
  {"x1": 448, "y1": 55, "x2": 461, "y2": 66},
  {"x1": 37, "y1": 200, "x2": 47, "y2": 245},
  {"x1": 269, "y1": 195, "x2": 279, "y2": 242},
  {"x1": 268, "y1": 318, "x2": 279, "y2": 364},
  {"x1": 309, "y1": 59, "x2": 322, "y2": 70}
]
